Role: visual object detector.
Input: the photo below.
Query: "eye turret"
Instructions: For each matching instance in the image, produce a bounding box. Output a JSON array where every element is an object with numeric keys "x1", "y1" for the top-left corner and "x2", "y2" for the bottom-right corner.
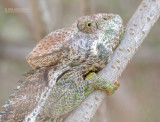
[{"x1": 77, "y1": 19, "x2": 98, "y2": 34}]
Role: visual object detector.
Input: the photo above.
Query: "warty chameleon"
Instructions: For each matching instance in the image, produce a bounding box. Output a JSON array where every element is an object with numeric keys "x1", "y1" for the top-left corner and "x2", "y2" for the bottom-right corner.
[{"x1": 0, "y1": 13, "x2": 124, "y2": 122}]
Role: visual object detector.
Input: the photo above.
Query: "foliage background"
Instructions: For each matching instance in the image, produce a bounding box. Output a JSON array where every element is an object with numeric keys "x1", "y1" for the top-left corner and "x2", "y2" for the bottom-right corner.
[{"x1": 0, "y1": 0, "x2": 159, "y2": 122}]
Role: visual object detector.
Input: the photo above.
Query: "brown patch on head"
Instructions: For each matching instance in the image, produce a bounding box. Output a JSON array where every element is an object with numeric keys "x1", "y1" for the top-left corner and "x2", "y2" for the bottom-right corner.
[
  {"x1": 26, "y1": 28, "x2": 73, "y2": 69},
  {"x1": 28, "y1": 29, "x2": 72, "y2": 58}
]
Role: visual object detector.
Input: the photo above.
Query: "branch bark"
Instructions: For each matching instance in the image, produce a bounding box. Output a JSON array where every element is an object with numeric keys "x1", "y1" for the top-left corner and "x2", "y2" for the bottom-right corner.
[{"x1": 65, "y1": 0, "x2": 160, "y2": 121}]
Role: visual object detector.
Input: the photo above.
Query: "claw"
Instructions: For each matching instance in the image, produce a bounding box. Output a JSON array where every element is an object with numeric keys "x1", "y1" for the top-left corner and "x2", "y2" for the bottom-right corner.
[
  {"x1": 113, "y1": 80, "x2": 120, "y2": 90},
  {"x1": 114, "y1": 80, "x2": 119, "y2": 86},
  {"x1": 107, "y1": 92, "x2": 112, "y2": 96},
  {"x1": 106, "y1": 80, "x2": 120, "y2": 96}
]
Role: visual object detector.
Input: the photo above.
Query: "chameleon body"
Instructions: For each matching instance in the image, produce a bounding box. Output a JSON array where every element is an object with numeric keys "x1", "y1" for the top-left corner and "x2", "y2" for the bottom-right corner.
[{"x1": 0, "y1": 13, "x2": 123, "y2": 121}]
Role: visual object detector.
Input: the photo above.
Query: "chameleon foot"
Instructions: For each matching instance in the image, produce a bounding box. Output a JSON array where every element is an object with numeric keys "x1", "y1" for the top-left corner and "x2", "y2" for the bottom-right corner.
[
  {"x1": 113, "y1": 80, "x2": 120, "y2": 90},
  {"x1": 85, "y1": 72, "x2": 120, "y2": 96},
  {"x1": 106, "y1": 80, "x2": 119, "y2": 96}
]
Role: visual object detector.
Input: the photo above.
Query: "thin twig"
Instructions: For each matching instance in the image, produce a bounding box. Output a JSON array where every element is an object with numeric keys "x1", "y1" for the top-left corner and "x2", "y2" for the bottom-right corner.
[
  {"x1": 38, "y1": 0, "x2": 53, "y2": 33},
  {"x1": 30, "y1": 0, "x2": 52, "y2": 42},
  {"x1": 1, "y1": 0, "x2": 34, "y2": 38},
  {"x1": 80, "y1": 0, "x2": 92, "y2": 16},
  {"x1": 65, "y1": 0, "x2": 160, "y2": 121}
]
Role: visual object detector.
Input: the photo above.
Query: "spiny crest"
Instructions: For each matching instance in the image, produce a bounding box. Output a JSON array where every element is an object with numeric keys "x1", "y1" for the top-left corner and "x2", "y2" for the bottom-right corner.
[{"x1": 0, "y1": 85, "x2": 21, "y2": 118}]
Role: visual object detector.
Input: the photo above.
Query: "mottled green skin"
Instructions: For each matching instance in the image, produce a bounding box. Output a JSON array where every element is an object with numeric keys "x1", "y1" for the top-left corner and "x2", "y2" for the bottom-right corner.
[{"x1": 41, "y1": 72, "x2": 119, "y2": 121}]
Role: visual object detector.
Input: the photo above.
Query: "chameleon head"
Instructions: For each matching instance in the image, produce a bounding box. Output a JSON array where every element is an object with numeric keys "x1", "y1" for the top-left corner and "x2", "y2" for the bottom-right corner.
[
  {"x1": 73, "y1": 13, "x2": 124, "y2": 59},
  {"x1": 26, "y1": 13, "x2": 124, "y2": 69}
]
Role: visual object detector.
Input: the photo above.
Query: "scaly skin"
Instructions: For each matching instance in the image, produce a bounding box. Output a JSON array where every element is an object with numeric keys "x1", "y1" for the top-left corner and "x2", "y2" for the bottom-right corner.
[
  {"x1": 0, "y1": 13, "x2": 124, "y2": 121},
  {"x1": 41, "y1": 72, "x2": 119, "y2": 121}
]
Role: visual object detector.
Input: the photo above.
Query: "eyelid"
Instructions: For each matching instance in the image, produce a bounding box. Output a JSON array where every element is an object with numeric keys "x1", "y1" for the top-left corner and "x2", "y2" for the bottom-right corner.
[
  {"x1": 103, "y1": 15, "x2": 111, "y2": 20},
  {"x1": 77, "y1": 20, "x2": 98, "y2": 33},
  {"x1": 103, "y1": 17, "x2": 108, "y2": 20}
]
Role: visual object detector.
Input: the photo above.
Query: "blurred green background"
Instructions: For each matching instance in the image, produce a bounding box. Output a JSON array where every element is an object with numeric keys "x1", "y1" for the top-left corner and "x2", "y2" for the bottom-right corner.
[{"x1": 0, "y1": 0, "x2": 160, "y2": 122}]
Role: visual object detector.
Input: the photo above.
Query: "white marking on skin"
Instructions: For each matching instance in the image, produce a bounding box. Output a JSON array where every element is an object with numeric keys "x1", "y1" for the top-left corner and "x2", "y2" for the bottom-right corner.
[
  {"x1": 25, "y1": 69, "x2": 64, "y2": 122},
  {"x1": 22, "y1": 95, "x2": 27, "y2": 100},
  {"x1": 91, "y1": 40, "x2": 98, "y2": 55},
  {"x1": 90, "y1": 33, "x2": 105, "y2": 55},
  {"x1": 16, "y1": 86, "x2": 21, "y2": 89},
  {"x1": 2, "y1": 104, "x2": 9, "y2": 108}
]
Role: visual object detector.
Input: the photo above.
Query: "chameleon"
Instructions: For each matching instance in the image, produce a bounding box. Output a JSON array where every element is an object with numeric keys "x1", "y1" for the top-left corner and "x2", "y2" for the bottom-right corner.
[{"x1": 0, "y1": 13, "x2": 124, "y2": 122}]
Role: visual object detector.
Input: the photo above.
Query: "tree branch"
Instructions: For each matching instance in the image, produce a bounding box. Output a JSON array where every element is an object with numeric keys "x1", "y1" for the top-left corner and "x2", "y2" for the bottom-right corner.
[{"x1": 65, "y1": 0, "x2": 160, "y2": 121}]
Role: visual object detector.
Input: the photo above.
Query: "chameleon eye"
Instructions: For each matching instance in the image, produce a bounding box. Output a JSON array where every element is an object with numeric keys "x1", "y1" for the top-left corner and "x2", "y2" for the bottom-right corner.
[
  {"x1": 87, "y1": 23, "x2": 91, "y2": 27},
  {"x1": 77, "y1": 20, "x2": 98, "y2": 34}
]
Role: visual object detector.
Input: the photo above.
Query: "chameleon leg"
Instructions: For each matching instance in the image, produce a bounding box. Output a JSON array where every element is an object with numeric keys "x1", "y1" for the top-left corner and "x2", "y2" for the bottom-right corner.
[
  {"x1": 42, "y1": 71, "x2": 119, "y2": 120},
  {"x1": 85, "y1": 72, "x2": 119, "y2": 96},
  {"x1": 53, "y1": 72, "x2": 120, "y2": 116}
]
